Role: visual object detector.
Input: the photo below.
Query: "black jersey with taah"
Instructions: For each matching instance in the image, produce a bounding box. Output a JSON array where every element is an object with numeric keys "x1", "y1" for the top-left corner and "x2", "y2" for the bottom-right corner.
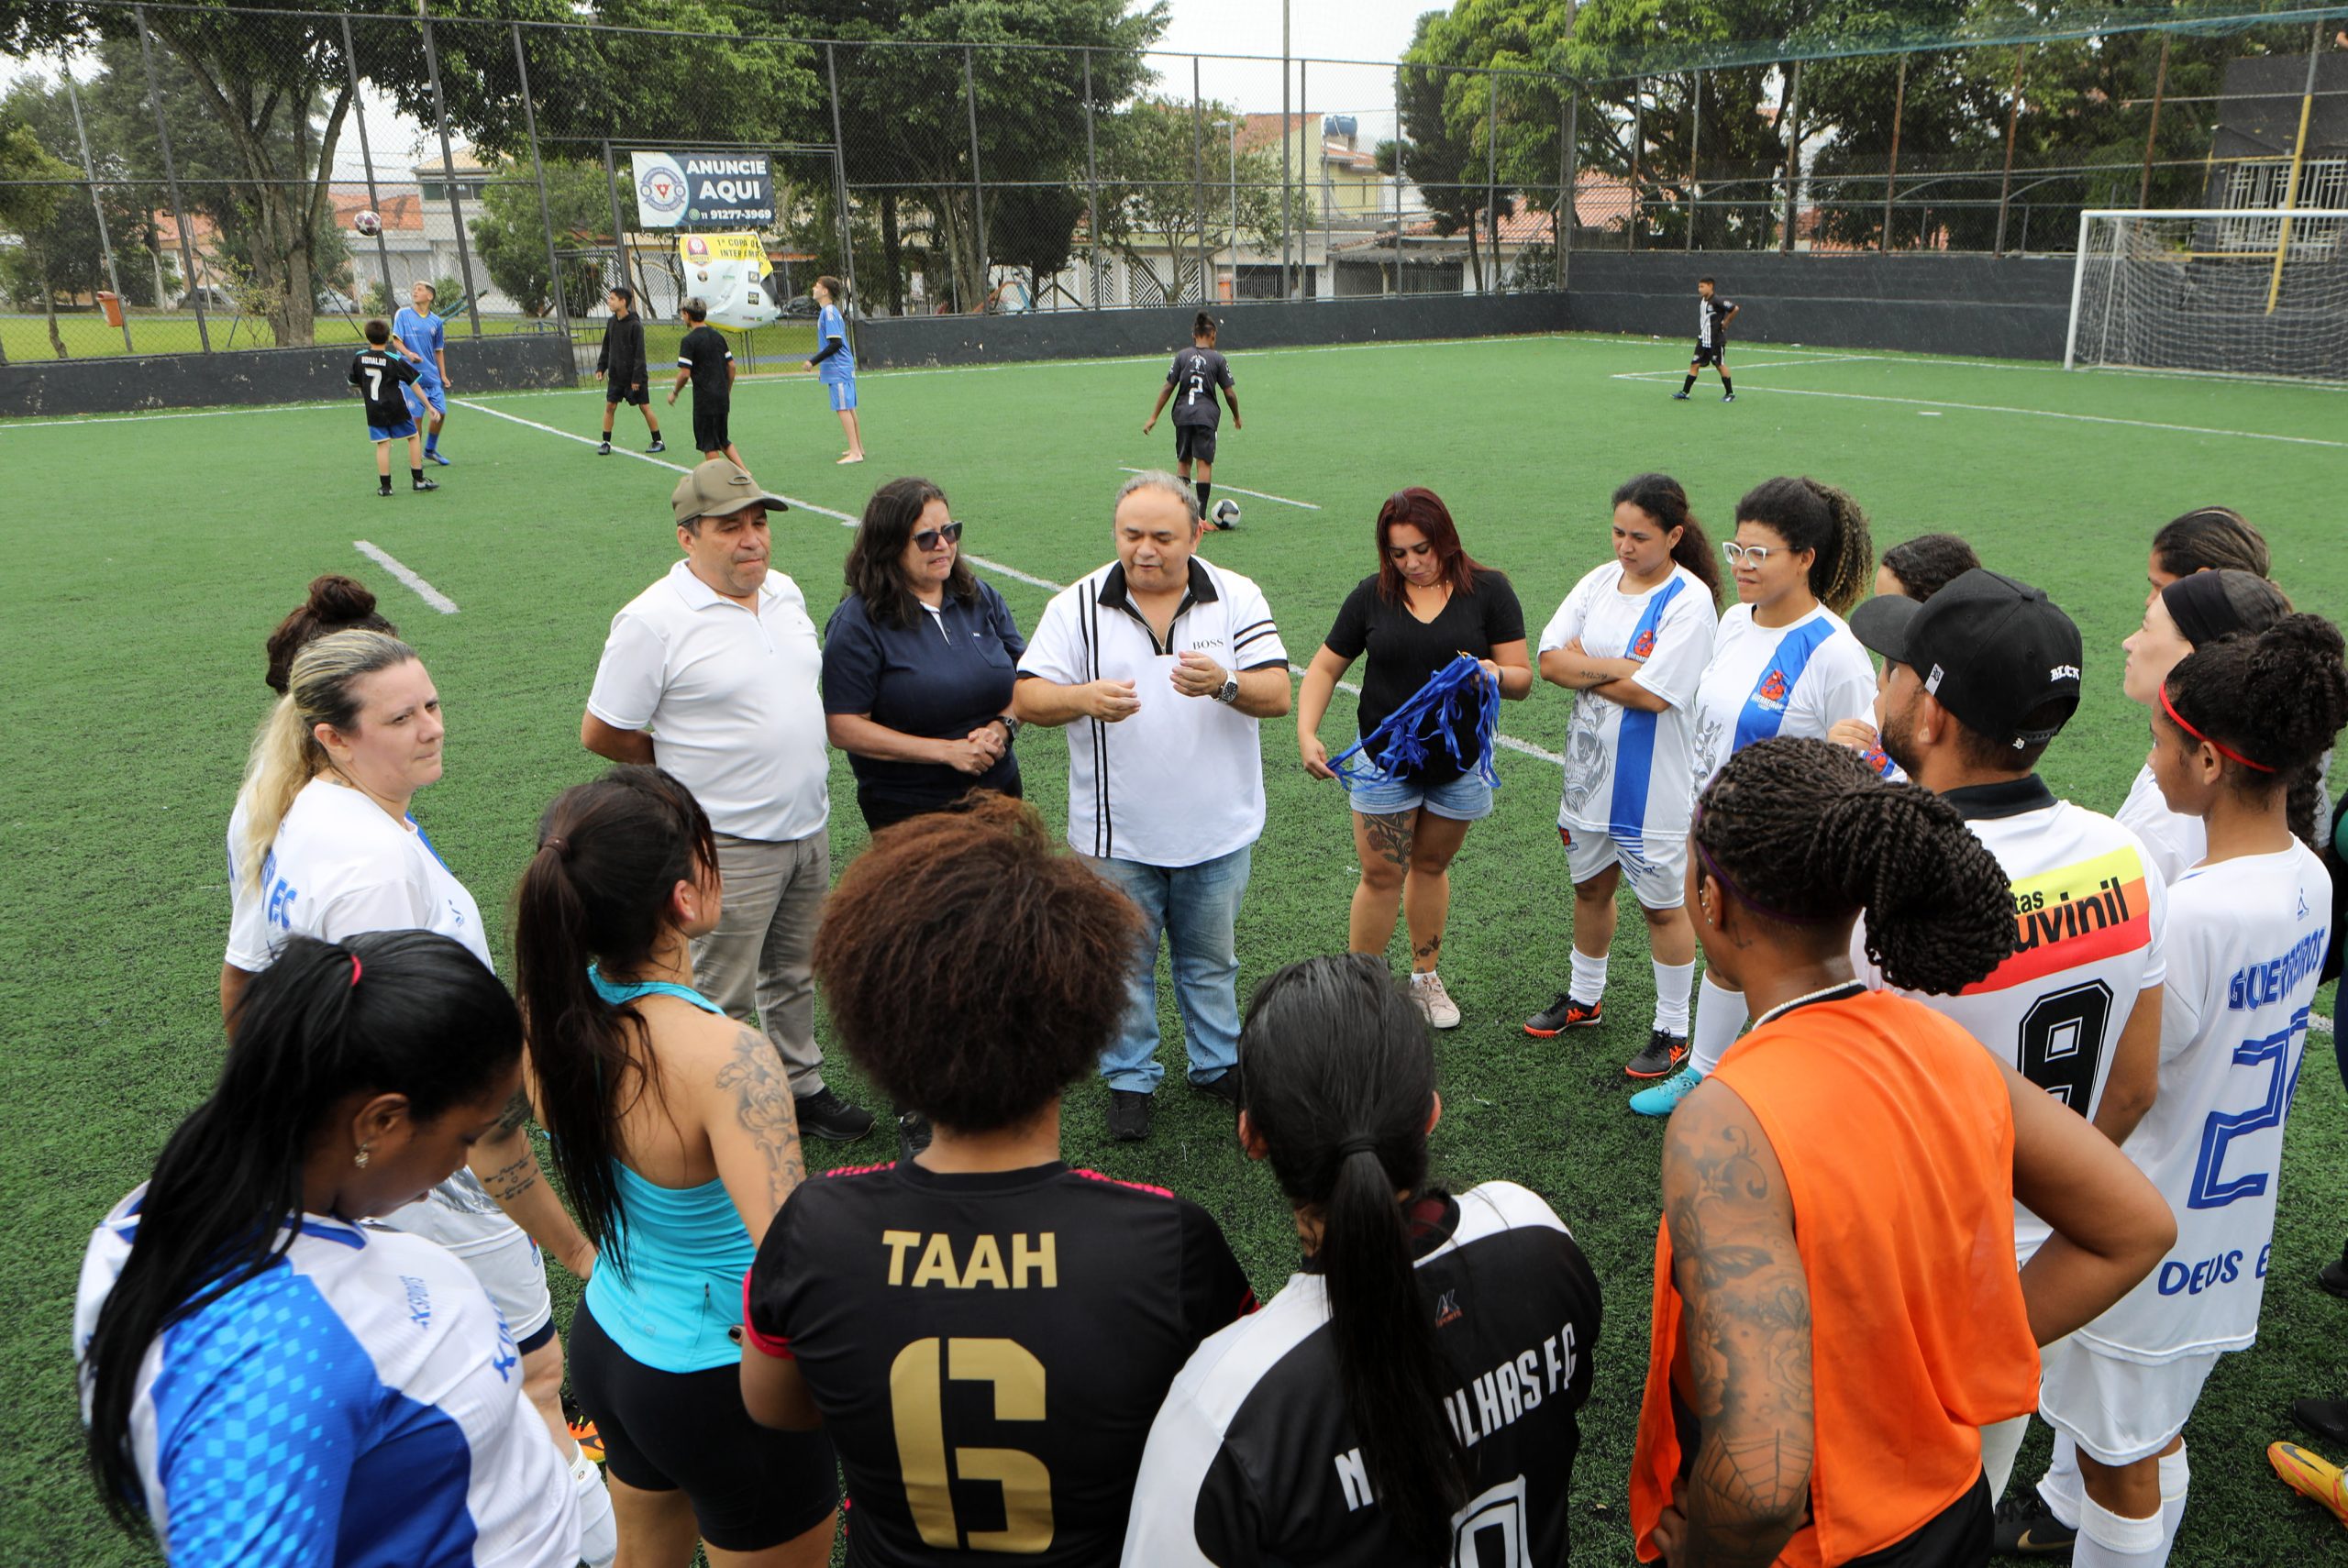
[
  {"x1": 677, "y1": 324, "x2": 733, "y2": 403},
  {"x1": 1697, "y1": 294, "x2": 1735, "y2": 348},
  {"x1": 349, "y1": 348, "x2": 419, "y2": 427},
  {"x1": 1167, "y1": 348, "x2": 1234, "y2": 428},
  {"x1": 1120, "y1": 1182, "x2": 1601, "y2": 1568},
  {"x1": 743, "y1": 1160, "x2": 1257, "y2": 1567}
]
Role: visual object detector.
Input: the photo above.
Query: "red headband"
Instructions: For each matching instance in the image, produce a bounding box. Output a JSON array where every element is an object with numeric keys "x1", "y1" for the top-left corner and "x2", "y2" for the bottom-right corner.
[
  {"x1": 349, "y1": 954, "x2": 364, "y2": 988},
  {"x1": 2159, "y1": 683, "x2": 2275, "y2": 774}
]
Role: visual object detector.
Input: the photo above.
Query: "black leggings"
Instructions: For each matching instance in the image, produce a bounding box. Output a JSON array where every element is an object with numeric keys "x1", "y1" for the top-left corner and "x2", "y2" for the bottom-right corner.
[{"x1": 569, "y1": 1298, "x2": 838, "y2": 1551}]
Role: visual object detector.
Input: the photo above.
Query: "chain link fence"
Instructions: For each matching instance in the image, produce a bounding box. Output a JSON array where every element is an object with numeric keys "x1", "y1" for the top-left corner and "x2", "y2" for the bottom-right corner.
[{"x1": 2, "y1": 1, "x2": 2341, "y2": 364}]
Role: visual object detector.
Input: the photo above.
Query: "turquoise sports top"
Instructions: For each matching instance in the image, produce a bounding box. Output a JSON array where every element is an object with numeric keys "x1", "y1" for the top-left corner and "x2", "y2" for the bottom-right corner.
[{"x1": 580, "y1": 966, "x2": 758, "y2": 1374}]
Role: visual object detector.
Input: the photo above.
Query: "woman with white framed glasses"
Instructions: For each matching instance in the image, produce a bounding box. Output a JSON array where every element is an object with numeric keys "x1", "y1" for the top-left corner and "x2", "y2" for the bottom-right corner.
[
  {"x1": 1627, "y1": 475, "x2": 1877, "y2": 1119},
  {"x1": 824, "y1": 476, "x2": 1026, "y2": 836}
]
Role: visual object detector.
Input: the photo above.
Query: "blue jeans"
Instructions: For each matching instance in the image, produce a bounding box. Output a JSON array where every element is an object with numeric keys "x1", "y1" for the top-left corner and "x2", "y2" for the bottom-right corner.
[{"x1": 1089, "y1": 845, "x2": 1252, "y2": 1094}]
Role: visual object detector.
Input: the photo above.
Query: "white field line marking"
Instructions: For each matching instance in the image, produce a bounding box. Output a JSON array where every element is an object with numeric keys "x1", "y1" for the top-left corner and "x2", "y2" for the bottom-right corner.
[
  {"x1": 460, "y1": 394, "x2": 1570, "y2": 769},
  {"x1": 354, "y1": 540, "x2": 459, "y2": 614},
  {"x1": 1640, "y1": 381, "x2": 2348, "y2": 448},
  {"x1": 1114, "y1": 466, "x2": 1321, "y2": 511},
  {"x1": 1614, "y1": 354, "x2": 1885, "y2": 378},
  {"x1": 0, "y1": 402, "x2": 337, "y2": 429}
]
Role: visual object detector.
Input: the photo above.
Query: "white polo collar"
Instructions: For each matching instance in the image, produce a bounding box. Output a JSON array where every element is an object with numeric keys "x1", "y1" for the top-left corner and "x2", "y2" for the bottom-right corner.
[{"x1": 665, "y1": 558, "x2": 776, "y2": 613}]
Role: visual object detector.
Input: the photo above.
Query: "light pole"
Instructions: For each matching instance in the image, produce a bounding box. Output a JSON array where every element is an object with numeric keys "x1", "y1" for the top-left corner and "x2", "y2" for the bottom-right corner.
[{"x1": 1213, "y1": 117, "x2": 1239, "y2": 301}]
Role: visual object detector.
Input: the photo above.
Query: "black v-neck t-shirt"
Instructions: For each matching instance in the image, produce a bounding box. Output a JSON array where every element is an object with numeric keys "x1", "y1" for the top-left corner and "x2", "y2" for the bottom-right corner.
[{"x1": 1323, "y1": 569, "x2": 1523, "y2": 784}]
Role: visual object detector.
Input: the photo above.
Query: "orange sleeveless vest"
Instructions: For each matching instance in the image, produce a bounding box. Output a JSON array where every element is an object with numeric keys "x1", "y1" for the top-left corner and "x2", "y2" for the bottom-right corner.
[{"x1": 1629, "y1": 988, "x2": 2038, "y2": 1566}]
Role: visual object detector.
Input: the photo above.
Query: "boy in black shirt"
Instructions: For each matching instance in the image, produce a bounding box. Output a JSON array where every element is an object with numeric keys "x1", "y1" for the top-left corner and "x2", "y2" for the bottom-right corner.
[
  {"x1": 667, "y1": 297, "x2": 740, "y2": 463},
  {"x1": 1676, "y1": 276, "x2": 1738, "y2": 402},
  {"x1": 594, "y1": 284, "x2": 664, "y2": 455},
  {"x1": 348, "y1": 319, "x2": 435, "y2": 495},
  {"x1": 1143, "y1": 311, "x2": 1240, "y2": 527}
]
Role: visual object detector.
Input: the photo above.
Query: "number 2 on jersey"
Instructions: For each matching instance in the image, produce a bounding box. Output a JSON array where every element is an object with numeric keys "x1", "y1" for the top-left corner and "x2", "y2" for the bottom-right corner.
[
  {"x1": 891, "y1": 1337, "x2": 1053, "y2": 1551},
  {"x1": 2017, "y1": 979, "x2": 2112, "y2": 1110},
  {"x1": 2187, "y1": 1010, "x2": 2307, "y2": 1210}
]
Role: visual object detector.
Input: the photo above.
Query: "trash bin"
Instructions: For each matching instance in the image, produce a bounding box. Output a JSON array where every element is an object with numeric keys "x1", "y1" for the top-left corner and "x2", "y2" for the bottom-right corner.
[{"x1": 96, "y1": 291, "x2": 124, "y2": 328}]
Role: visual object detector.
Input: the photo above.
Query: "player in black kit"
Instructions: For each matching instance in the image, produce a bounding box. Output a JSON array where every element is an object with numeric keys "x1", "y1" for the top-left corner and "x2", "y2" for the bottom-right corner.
[
  {"x1": 741, "y1": 795, "x2": 1257, "y2": 1567},
  {"x1": 667, "y1": 298, "x2": 740, "y2": 464},
  {"x1": 1143, "y1": 312, "x2": 1241, "y2": 527},
  {"x1": 1677, "y1": 276, "x2": 1738, "y2": 403},
  {"x1": 348, "y1": 318, "x2": 435, "y2": 494},
  {"x1": 1123, "y1": 954, "x2": 1603, "y2": 1565}
]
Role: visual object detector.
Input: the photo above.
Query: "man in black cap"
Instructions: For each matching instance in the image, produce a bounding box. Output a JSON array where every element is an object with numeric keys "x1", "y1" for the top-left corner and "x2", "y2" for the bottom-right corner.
[{"x1": 1849, "y1": 568, "x2": 2173, "y2": 1549}]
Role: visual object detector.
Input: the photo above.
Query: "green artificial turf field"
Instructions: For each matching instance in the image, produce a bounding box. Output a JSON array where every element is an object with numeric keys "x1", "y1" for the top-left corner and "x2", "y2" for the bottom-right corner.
[{"x1": 2, "y1": 330, "x2": 2342, "y2": 1564}]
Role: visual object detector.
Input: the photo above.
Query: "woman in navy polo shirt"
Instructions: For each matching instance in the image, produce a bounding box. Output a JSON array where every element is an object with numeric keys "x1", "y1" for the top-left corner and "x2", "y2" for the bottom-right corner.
[{"x1": 825, "y1": 477, "x2": 1024, "y2": 834}]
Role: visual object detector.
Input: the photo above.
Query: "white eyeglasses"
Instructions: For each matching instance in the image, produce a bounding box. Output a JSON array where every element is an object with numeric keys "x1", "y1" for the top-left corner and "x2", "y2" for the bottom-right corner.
[{"x1": 1722, "y1": 541, "x2": 1778, "y2": 568}]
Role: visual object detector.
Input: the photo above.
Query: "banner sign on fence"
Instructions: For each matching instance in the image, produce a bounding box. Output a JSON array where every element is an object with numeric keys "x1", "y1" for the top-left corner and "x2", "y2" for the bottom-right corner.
[
  {"x1": 630, "y1": 151, "x2": 774, "y2": 228},
  {"x1": 677, "y1": 233, "x2": 782, "y2": 331}
]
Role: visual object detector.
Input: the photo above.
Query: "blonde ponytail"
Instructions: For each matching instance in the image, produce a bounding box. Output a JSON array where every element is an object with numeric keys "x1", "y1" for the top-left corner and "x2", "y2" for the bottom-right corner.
[{"x1": 235, "y1": 629, "x2": 420, "y2": 891}]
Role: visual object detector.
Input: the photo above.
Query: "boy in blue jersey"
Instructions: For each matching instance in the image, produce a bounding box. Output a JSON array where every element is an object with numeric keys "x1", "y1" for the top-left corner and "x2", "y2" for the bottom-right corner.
[
  {"x1": 805, "y1": 275, "x2": 863, "y2": 464},
  {"x1": 349, "y1": 319, "x2": 436, "y2": 494},
  {"x1": 391, "y1": 281, "x2": 452, "y2": 464}
]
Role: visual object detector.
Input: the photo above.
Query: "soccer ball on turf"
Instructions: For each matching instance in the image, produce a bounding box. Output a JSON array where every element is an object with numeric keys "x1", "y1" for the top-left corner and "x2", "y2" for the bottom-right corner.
[
  {"x1": 1211, "y1": 498, "x2": 1242, "y2": 529},
  {"x1": 353, "y1": 210, "x2": 382, "y2": 237}
]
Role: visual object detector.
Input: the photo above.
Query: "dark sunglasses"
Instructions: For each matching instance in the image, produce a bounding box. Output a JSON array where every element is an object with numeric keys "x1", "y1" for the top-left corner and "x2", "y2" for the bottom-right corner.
[{"x1": 914, "y1": 521, "x2": 964, "y2": 551}]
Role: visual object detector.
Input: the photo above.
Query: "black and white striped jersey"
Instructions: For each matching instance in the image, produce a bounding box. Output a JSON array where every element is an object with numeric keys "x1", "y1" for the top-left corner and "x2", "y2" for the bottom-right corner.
[{"x1": 1122, "y1": 1182, "x2": 1600, "y2": 1567}]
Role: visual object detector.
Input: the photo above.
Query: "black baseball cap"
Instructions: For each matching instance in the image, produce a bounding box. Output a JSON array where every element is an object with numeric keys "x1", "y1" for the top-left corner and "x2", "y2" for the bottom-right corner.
[{"x1": 1849, "y1": 568, "x2": 2083, "y2": 751}]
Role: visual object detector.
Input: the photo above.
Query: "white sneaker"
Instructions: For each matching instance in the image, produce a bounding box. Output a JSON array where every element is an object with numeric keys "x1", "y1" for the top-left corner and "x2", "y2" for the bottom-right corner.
[{"x1": 1410, "y1": 971, "x2": 1461, "y2": 1030}]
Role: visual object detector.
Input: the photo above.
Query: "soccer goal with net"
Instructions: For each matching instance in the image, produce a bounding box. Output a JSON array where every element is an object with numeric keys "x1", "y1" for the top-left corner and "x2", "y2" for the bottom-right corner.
[{"x1": 2065, "y1": 208, "x2": 2348, "y2": 381}]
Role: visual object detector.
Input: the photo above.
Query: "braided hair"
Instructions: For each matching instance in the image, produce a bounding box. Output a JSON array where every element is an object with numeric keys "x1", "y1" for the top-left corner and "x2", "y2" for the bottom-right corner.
[
  {"x1": 2162, "y1": 613, "x2": 2348, "y2": 851},
  {"x1": 2151, "y1": 506, "x2": 2268, "y2": 580},
  {"x1": 1736, "y1": 477, "x2": 1875, "y2": 614},
  {"x1": 1694, "y1": 737, "x2": 2014, "y2": 993}
]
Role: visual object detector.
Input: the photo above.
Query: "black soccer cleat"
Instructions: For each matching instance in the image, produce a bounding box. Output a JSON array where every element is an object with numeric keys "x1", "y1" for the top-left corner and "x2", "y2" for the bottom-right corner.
[
  {"x1": 412, "y1": 476, "x2": 439, "y2": 491},
  {"x1": 1990, "y1": 1490, "x2": 2077, "y2": 1556},
  {"x1": 1624, "y1": 1030, "x2": 1689, "y2": 1079},
  {"x1": 1671, "y1": 391, "x2": 1690, "y2": 401},
  {"x1": 596, "y1": 439, "x2": 612, "y2": 455},
  {"x1": 1523, "y1": 993, "x2": 1602, "y2": 1039},
  {"x1": 647, "y1": 438, "x2": 667, "y2": 454},
  {"x1": 1722, "y1": 392, "x2": 1736, "y2": 403},
  {"x1": 378, "y1": 484, "x2": 394, "y2": 497}
]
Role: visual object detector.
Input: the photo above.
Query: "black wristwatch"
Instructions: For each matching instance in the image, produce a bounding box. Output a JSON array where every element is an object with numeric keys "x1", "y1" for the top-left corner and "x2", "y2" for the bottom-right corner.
[
  {"x1": 991, "y1": 713, "x2": 1023, "y2": 742},
  {"x1": 1213, "y1": 677, "x2": 1240, "y2": 706}
]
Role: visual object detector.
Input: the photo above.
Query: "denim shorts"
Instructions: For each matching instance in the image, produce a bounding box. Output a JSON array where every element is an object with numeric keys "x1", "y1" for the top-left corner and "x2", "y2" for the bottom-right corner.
[{"x1": 1343, "y1": 738, "x2": 1494, "y2": 822}]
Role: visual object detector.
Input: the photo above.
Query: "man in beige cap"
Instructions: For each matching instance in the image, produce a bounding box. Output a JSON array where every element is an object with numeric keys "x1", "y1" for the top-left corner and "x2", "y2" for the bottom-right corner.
[{"x1": 581, "y1": 459, "x2": 874, "y2": 1141}]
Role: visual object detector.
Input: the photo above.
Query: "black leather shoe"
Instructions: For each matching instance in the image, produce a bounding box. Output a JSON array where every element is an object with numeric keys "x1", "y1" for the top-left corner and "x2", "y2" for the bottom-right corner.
[
  {"x1": 1107, "y1": 1089, "x2": 1153, "y2": 1143},
  {"x1": 2294, "y1": 1397, "x2": 2348, "y2": 1449},
  {"x1": 793, "y1": 1087, "x2": 875, "y2": 1142}
]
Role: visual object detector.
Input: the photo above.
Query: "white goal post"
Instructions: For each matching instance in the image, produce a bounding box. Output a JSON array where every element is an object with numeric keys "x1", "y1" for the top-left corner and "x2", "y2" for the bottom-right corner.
[{"x1": 2064, "y1": 207, "x2": 2348, "y2": 381}]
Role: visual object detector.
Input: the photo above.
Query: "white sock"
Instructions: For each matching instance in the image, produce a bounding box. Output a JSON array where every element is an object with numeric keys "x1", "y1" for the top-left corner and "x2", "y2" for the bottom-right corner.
[
  {"x1": 2038, "y1": 1430, "x2": 2084, "y2": 1529},
  {"x1": 571, "y1": 1445, "x2": 617, "y2": 1568},
  {"x1": 1980, "y1": 1414, "x2": 2031, "y2": 1505},
  {"x1": 1653, "y1": 959, "x2": 1695, "y2": 1035},
  {"x1": 2075, "y1": 1493, "x2": 2165, "y2": 1568},
  {"x1": 1568, "y1": 947, "x2": 1609, "y2": 1007},
  {"x1": 2158, "y1": 1443, "x2": 2188, "y2": 1544},
  {"x1": 1688, "y1": 975, "x2": 1748, "y2": 1077}
]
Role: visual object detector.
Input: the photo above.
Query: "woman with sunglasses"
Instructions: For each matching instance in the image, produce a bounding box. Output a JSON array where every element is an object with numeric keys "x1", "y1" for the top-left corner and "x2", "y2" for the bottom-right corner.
[
  {"x1": 824, "y1": 477, "x2": 1024, "y2": 835},
  {"x1": 1627, "y1": 476, "x2": 1876, "y2": 1118}
]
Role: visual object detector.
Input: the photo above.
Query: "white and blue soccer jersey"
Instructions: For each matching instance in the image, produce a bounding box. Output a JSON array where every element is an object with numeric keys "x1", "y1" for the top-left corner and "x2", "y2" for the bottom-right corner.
[
  {"x1": 1540, "y1": 561, "x2": 1719, "y2": 846},
  {"x1": 815, "y1": 304, "x2": 854, "y2": 382},
  {"x1": 75, "y1": 1187, "x2": 580, "y2": 1567},
  {"x1": 393, "y1": 305, "x2": 446, "y2": 388},
  {"x1": 1688, "y1": 602, "x2": 1877, "y2": 790},
  {"x1": 2077, "y1": 843, "x2": 2332, "y2": 1364}
]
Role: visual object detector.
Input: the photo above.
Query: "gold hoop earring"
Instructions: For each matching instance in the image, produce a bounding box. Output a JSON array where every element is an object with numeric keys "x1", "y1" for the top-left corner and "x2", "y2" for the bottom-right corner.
[{"x1": 354, "y1": 1144, "x2": 371, "y2": 1169}]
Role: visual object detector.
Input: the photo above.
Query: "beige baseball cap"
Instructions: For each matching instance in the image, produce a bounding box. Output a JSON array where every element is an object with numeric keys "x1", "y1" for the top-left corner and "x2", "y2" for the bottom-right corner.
[{"x1": 671, "y1": 458, "x2": 790, "y2": 525}]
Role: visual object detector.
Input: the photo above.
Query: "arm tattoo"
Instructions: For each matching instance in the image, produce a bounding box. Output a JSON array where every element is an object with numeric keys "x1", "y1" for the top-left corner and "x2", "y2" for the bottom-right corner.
[
  {"x1": 493, "y1": 1086, "x2": 534, "y2": 1135},
  {"x1": 481, "y1": 1146, "x2": 542, "y2": 1202},
  {"x1": 1361, "y1": 811, "x2": 1413, "y2": 870},
  {"x1": 715, "y1": 1026, "x2": 807, "y2": 1213},
  {"x1": 1665, "y1": 1110, "x2": 1816, "y2": 1568}
]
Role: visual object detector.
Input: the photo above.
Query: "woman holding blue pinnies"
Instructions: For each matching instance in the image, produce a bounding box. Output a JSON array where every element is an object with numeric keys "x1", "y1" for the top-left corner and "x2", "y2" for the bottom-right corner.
[
  {"x1": 1633, "y1": 475, "x2": 1876, "y2": 1119},
  {"x1": 806, "y1": 275, "x2": 863, "y2": 464},
  {"x1": 512, "y1": 766, "x2": 838, "y2": 1568}
]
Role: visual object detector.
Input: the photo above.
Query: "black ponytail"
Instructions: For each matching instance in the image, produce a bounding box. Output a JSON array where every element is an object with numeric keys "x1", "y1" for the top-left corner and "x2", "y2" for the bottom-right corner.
[
  {"x1": 2164, "y1": 613, "x2": 2348, "y2": 851},
  {"x1": 511, "y1": 766, "x2": 715, "y2": 1271},
  {"x1": 1193, "y1": 310, "x2": 1217, "y2": 339},
  {"x1": 1737, "y1": 476, "x2": 1875, "y2": 614},
  {"x1": 1612, "y1": 470, "x2": 1722, "y2": 608},
  {"x1": 83, "y1": 932, "x2": 518, "y2": 1532},
  {"x1": 1695, "y1": 737, "x2": 2014, "y2": 993},
  {"x1": 1238, "y1": 954, "x2": 1465, "y2": 1553}
]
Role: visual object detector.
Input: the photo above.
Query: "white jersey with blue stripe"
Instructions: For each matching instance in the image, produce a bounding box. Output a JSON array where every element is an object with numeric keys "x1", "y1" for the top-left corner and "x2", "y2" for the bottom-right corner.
[
  {"x1": 1688, "y1": 602, "x2": 1877, "y2": 790},
  {"x1": 75, "y1": 1187, "x2": 579, "y2": 1567},
  {"x1": 1541, "y1": 561, "x2": 1720, "y2": 845}
]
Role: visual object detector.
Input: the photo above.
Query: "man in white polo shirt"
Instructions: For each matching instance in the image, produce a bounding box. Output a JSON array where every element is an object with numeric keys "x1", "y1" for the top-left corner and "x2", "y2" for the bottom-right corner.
[
  {"x1": 581, "y1": 458, "x2": 873, "y2": 1142},
  {"x1": 1014, "y1": 470, "x2": 1290, "y2": 1142}
]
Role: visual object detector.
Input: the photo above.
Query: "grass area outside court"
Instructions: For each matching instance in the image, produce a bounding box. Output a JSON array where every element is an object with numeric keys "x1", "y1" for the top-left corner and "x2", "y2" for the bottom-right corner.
[{"x1": 2, "y1": 330, "x2": 2342, "y2": 1565}]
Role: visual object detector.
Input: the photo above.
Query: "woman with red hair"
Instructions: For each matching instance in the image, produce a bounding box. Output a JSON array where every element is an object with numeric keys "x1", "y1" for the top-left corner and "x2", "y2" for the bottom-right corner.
[{"x1": 1294, "y1": 487, "x2": 1531, "y2": 1029}]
